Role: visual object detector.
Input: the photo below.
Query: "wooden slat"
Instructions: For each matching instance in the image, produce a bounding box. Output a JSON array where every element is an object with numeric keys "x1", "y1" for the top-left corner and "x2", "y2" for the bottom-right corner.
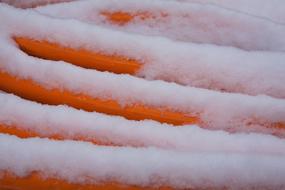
[
  {"x1": 0, "y1": 172, "x2": 171, "y2": 190},
  {"x1": 0, "y1": 123, "x2": 114, "y2": 146},
  {"x1": 0, "y1": 71, "x2": 198, "y2": 126},
  {"x1": 101, "y1": 11, "x2": 152, "y2": 25},
  {"x1": 14, "y1": 37, "x2": 141, "y2": 75}
]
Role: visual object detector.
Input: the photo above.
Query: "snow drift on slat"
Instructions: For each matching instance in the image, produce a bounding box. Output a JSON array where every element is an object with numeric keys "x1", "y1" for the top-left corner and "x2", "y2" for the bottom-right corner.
[
  {"x1": 0, "y1": 71, "x2": 197, "y2": 126},
  {"x1": 1, "y1": 0, "x2": 74, "y2": 8},
  {"x1": 36, "y1": 0, "x2": 285, "y2": 51},
  {"x1": 1, "y1": 93, "x2": 285, "y2": 153},
  {"x1": 1, "y1": 134, "x2": 285, "y2": 189},
  {"x1": 176, "y1": 0, "x2": 285, "y2": 24},
  {"x1": 0, "y1": 35, "x2": 285, "y2": 134},
  {"x1": 2, "y1": 4, "x2": 285, "y2": 98}
]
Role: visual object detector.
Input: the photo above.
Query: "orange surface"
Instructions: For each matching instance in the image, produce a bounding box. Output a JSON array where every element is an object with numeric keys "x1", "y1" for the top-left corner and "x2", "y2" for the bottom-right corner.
[
  {"x1": 14, "y1": 37, "x2": 141, "y2": 75},
  {"x1": 9, "y1": 0, "x2": 73, "y2": 9},
  {"x1": 0, "y1": 123, "x2": 114, "y2": 146},
  {"x1": 101, "y1": 11, "x2": 151, "y2": 25},
  {"x1": 101, "y1": 11, "x2": 169, "y2": 25},
  {"x1": 0, "y1": 71, "x2": 198, "y2": 126},
  {"x1": 0, "y1": 172, "x2": 171, "y2": 190}
]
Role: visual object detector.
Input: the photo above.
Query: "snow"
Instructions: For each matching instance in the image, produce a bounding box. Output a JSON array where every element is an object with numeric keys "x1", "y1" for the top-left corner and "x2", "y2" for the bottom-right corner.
[
  {"x1": 1, "y1": 3, "x2": 285, "y2": 98},
  {"x1": 1, "y1": 134, "x2": 285, "y2": 189},
  {"x1": 36, "y1": 0, "x2": 285, "y2": 51},
  {"x1": 176, "y1": 0, "x2": 285, "y2": 24},
  {"x1": 1, "y1": 31, "x2": 285, "y2": 134},
  {"x1": 0, "y1": 1, "x2": 285, "y2": 188},
  {"x1": 0, "y1": 0, "x2": 75, "y2": 8},
  {"x1": 1, "y1": 92, "x2": 285, "y2": 154}
]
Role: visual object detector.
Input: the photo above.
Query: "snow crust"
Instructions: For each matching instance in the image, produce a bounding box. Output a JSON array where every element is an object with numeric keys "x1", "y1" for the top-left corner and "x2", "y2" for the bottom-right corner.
[{"x1": 1, "y1": 134, "x2": 285, "y2": 189}]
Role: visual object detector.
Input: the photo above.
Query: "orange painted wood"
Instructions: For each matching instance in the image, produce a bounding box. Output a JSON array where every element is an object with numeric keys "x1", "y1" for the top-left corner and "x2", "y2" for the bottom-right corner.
[
  {"x1": 101, "y1": 11, "x2": 151, "y2": 25},
  {"x1": 0, "y1": 71, "x2": 198, "y2": 126},
  {"x1": 8, "y1": 0, "x2": 73, "y2": 9},
  {"x1": 101, "y1": 11, "x2": 168, "y2": 25},
  {"x1": 0, "y1": 124, "x2": 40, "y2": 139},
  {"x1": 0, "y1": 172, "x2": 171, "y2": 190},
  {"x1": 0, "y1": 123, "x2": 114, "y2": 146},
  {"x1": 14, "y1": 37, "x2": 141, "y2": 75}
]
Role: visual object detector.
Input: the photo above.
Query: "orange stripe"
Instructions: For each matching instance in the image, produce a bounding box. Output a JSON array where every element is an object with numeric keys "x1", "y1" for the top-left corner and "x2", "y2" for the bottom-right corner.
[
  {"x1": 14, "y1": 37, "x2": 141, "y2": 75},
  {"x1": 100, "y1": 11, "x2": 169, "y2": 25},
  {"x1": 0, "y1": 124, "x2": 115, "y2": 146},
  {"x1": 0, "y1": 71, "x2": 284, "y2": 130},
  {"x1": 0, "y1": 124, "x2": 41, "y2": 139},
  {"x1": 0, "y1": 172, "x2": 171, "y2": 190},
  {"x1": 101, "y1": 11, "x2": 152, "y2": 25},
  {"x1": 0, "y1": 71, "x2": 198, "y2": 126},
  {"x1": 9, "y1": 0, "x2": 74, "y2": 9}
]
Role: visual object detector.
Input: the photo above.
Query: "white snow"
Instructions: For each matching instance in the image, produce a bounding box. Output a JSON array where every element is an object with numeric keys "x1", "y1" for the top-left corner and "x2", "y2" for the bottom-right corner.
[
  {"x1": 1, "y1": 4, "x2": 285, "y2": 99},
  {"x1": 1, "y1": 93, "x2": 285, "y2": 154},
  {"x1": 0, "y1": 0, "x2": 75, "y2": 8},
  {"x1": 1, "y1": 31, "x2": 285, "y2": 134},
  {"x1": 35, "y1": 0, "x2": 285, "y2": 51},
  {"x1": 1, "y1": 134, "x2": 285, "y2": 189},
  {"x1": 176, "y1": 0, "x2": 285, "y2": 24},
  {"x1": 0, "y1": 1, "x2": 285, "y2": 188}
]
